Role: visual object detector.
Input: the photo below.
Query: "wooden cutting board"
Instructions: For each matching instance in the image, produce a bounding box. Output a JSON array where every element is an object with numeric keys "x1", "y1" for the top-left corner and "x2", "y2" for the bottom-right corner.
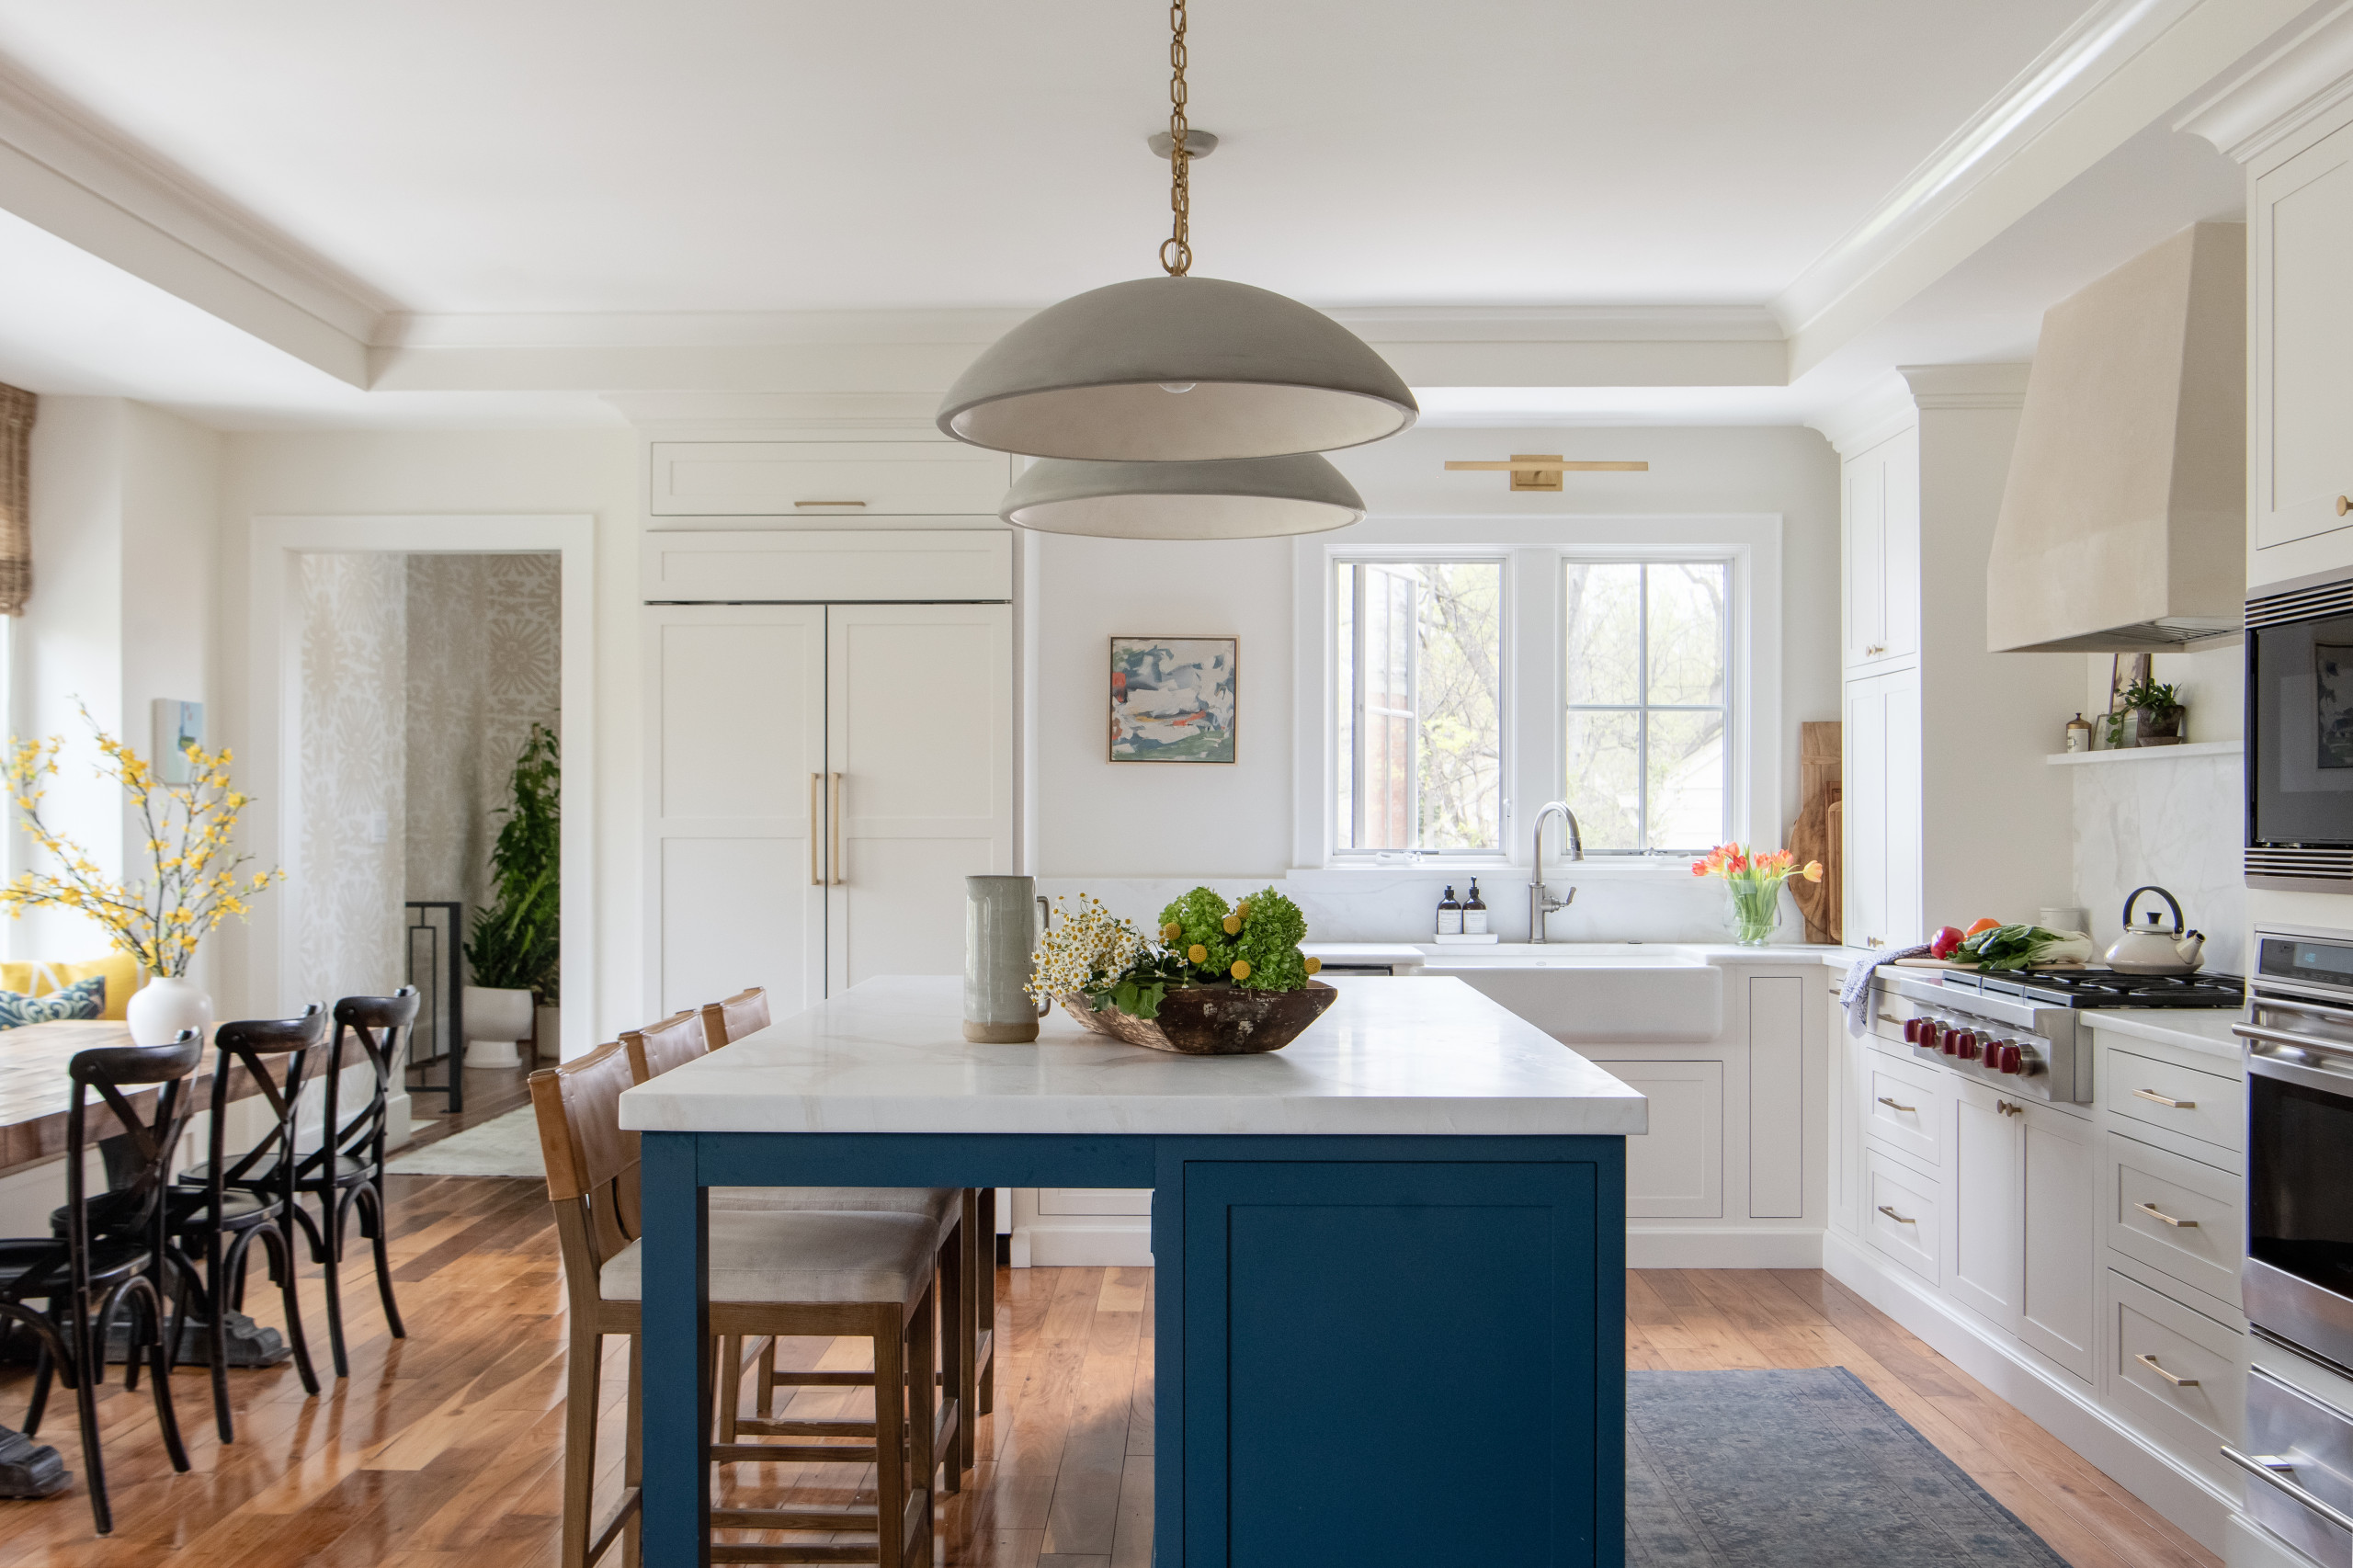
[{"x1": 1889, "y1": 958, "x2": 2087, "y2": 971}]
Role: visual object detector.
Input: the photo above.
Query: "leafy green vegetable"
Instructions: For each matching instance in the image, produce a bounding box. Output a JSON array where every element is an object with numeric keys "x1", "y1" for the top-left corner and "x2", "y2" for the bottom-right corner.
[{"x1": 1950, "y1": 924, "x2": 2093, "y2": 971}]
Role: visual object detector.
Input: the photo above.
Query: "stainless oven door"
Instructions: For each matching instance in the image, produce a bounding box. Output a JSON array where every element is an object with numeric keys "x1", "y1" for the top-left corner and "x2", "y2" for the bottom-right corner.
[{"x1": 2246, "y1": 1028, "x2": 2353, "y2": 1369}]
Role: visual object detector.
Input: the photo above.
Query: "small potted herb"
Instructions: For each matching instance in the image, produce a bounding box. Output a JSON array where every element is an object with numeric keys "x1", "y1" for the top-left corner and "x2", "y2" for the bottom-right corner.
[{"x1": 2106, "y1": 677, "x2": 2186, "y2": 748}]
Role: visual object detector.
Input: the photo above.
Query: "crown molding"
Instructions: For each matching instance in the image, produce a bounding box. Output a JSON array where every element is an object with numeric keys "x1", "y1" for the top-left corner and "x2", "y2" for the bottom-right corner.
[
  {"x1": 0, "y1": 49, "x2": 390, "y2": 384},
  {"x1": 2177, "y1": 0, "x2": 2353, "y2": 164},
  {"x1": 1808, "y1": 372, "x2": 1918, "y2": 456},
  {"x1": 1898, "y1": 361, "x2": 2032, "y2": 408},
  {"x1": 1775, "y1": 0, "x2": 2306, "y2": 379}
]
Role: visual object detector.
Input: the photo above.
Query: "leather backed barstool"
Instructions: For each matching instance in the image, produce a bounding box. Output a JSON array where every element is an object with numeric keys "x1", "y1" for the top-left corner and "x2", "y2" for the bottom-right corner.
[{"x1": 533, "y1": 1040, "x2": 938, "y2": 1568}]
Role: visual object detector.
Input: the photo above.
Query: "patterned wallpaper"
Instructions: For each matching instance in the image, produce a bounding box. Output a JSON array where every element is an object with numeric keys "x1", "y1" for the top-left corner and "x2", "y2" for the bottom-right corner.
[
  {"x1": 404, "y1": 553, "x2": 562, "y2": 922},
  {"x1": 292, "y1": 551, "x2": 559, "y2": 1011},
  {"x1": 293, "y1": 551, "x2": 408, "y2": 1008}
]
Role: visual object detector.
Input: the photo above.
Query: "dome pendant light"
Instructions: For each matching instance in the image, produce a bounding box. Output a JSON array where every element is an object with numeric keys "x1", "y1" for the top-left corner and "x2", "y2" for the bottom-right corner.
[
  {"x1": 1002, "y1": 453, "x2": 1365, "y2": 540},
  {"x1": 938, "y1": 0, "x2": 1416, "y2": 462}
]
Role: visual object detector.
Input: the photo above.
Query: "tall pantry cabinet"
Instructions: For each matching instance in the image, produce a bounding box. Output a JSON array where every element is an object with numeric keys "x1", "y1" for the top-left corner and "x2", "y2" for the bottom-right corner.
[
  {"x1": 635, "y1": 437, "x2": 1019, "y2": 1023},
  {"x1": 1826, "y1": 367, "x2": 2076, "y2": 953}
]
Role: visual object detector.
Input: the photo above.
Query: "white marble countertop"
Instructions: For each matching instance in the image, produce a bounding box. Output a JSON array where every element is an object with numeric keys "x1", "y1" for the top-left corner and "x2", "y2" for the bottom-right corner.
[
  {"x1": 2086, "y1": 1008, "x2": 2243, "y2": 1064},
  {"x1": 1303, "y1": 940, "x2": 1846, "y2": 970},
  {"x1": 617, "y1": 973, "x2": 1648, "y2": 1137}
]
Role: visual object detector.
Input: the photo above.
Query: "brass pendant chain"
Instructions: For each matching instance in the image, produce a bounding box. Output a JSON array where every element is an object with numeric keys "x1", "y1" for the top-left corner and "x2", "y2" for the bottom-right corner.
[{"x1": 1160, "y1": 0, "x2": 1191, "y2": 276}]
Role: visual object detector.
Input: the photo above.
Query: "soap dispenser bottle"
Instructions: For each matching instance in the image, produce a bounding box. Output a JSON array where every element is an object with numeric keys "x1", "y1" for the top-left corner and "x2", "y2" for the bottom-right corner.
[
  {"x1": 1437, "y1": 885, "x2": 1462, "y2": 937},
  {"x1": 1463, "y1": 879, "x2": 1488, "y2": 936}
]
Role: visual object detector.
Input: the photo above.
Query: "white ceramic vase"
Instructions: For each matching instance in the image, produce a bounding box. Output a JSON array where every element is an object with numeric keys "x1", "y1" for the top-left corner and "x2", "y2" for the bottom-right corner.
[
  {"x1": 127, "y1": 971, "x2": 213, "y2": 1046},
  {"x1": 463, "y1": 984, "x2": 535, "y2": 1070}
]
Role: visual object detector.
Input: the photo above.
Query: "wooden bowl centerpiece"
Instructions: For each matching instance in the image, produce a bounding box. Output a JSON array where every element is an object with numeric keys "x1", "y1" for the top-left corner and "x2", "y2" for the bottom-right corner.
[{"x1": 1032, "y1": 886, "x2": 1332, "y2": 1056}]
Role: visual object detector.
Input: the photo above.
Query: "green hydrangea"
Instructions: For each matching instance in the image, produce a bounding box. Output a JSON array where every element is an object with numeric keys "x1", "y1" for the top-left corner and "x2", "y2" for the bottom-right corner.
[
  {"x1": 1157, "y1": 886, "x2": 1236, "y2": 977},
  {"x1": 1230, "y1": 886, "x2": 1309, "y2": 991}
]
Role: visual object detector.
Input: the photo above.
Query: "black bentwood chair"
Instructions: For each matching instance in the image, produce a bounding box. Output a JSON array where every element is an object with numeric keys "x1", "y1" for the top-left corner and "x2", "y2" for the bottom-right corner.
[
  {"x1": 288, "y1": 990, "x2": 418, "y2": 1377},
  {"x1": 0, "y1": 1031, "x2": 199, "y2": 1535},
  {"x1": 166, "y1": 1006, "x2": 328, "y2": 1440}
]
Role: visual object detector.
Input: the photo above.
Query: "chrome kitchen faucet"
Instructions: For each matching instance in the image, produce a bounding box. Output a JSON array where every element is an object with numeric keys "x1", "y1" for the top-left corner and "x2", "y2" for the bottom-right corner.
[{"x1": 1529, "y1": 801, "x2": 1581, "y2": 943}]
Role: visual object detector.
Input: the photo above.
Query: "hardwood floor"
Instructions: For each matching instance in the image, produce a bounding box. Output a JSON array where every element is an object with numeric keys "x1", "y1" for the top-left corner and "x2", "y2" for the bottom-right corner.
[{"x1": 0, "y1": 1176, "x2": 2216, "y2": 1567}]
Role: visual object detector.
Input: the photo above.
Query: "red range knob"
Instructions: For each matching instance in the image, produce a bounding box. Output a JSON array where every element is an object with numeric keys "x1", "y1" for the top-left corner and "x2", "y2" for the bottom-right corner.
[
  {"x1": 1942, "y1": 1028, "x2": 1965, "y2": 1057},
  {"x1": 1997, "y1": 1044, "x2": 2023, "y2": 1074},
  {"x1": 1958, "y1": 1033, "x2": 1981, "y2": 1062},
  {"x1": 1903, "y1": 1018, "x2": 1920, "y2": 1044},
  {"x1": 1915, "y1": 1021, "x2": 1936, "y2": 1049}
]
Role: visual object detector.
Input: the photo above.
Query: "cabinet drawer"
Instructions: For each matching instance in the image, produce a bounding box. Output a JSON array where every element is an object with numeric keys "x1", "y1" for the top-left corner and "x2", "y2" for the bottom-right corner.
[
  {"x1": 2106, "y1": 1268, "x2": 2244, "y2": 1486},
  {"x1": 2107, "y1": 1133, "x2": 2241, "y2": 1309},
  {"x1": 2102, "y1": 1048, "x2": 2241, "y2": 1154},
  {"x1": 1865, "y1": 1150, "x2": 1939, "y2": 1284},
  {"x1": 650, "y1": 440, "x2": 1012, "y2": 517},
  {"x1": 1865, "y1": 1051, "x2": 1942, "y2": 1167},
  {"x1": 1865, "y1": 987, "x2": 1922, "y2": 1051}
]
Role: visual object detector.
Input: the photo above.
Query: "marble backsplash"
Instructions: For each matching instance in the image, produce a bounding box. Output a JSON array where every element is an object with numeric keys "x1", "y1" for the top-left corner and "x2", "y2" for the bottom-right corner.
[
  {"x1": 2069, "y1": 750, "x2": 2245, "y2": 976},
  {"x1": 1036, "y1": 865, "x2": 1804, "y2": 949}
]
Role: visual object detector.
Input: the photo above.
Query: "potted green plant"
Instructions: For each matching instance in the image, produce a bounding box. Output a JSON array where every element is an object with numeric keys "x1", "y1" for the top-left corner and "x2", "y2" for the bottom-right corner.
[
  {"x1": 1029, "y1": 886, "x2": 1333, "y2": 1055},
  {"x1": 2105, "y1": 676, "x2": 2186, "y2": 748},
  {"x1": 463, "y1": 723, "x2": 559, "y2": 1066}
]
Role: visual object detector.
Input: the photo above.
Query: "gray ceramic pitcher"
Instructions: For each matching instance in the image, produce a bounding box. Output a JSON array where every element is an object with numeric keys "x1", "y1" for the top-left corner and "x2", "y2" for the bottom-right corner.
[{"x1": 965, "y1": 875, "x2": 1050, "y2": 1043}]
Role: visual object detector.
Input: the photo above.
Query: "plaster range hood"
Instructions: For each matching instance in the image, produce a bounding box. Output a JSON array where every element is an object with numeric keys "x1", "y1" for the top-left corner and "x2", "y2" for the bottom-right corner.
[{"x1": 1985, "y1": 222, "x2": 2246, "y2": 654}]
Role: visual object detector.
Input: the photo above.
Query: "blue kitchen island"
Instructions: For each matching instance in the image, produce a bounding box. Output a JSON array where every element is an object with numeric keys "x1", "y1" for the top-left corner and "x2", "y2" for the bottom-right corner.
[{"x1": 620, "y1": 973, "x2": 1643, "y2": 1567}]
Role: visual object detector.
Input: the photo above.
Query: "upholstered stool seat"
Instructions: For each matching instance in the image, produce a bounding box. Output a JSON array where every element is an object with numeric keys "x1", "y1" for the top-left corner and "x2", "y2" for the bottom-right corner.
[
  {"x1": 707, "y1": 1184, "x2": 961, "y2": 1244},
  {"x1": 599, "y1": 1209, "x2": 937, "y2": 1305}
]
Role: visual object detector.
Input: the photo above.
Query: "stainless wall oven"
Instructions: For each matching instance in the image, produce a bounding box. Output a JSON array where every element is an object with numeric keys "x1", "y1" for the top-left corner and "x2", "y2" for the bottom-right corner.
[
  {"x1": 2232, "y1": 927, "x2": 2353, "y2": 1558},
  {"x1": 2249, "y1": 571, "x2": 2353, "y2": 889}
]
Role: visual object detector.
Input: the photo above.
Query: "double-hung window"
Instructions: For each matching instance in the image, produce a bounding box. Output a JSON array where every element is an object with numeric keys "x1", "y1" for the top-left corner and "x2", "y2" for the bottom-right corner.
[{"x1": 1327, "y1": 540, "x2": 1747, "y2": 863}]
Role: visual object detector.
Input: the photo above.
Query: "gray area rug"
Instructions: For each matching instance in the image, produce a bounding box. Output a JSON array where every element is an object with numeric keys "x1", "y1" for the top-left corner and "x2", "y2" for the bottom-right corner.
[
  {"x1": 1628, "y1": 1368, "x2": 2067, "y2": 1565},
  {"x1": 386, "y1": 1106, "x2": 544, "y2": 1179}
]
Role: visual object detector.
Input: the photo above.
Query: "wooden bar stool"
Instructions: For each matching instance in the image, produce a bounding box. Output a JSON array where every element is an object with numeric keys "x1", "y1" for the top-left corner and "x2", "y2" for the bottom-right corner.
[
  {"x1": 532, "y1": 1040, "x2": 939, "y2": 1568},
  {"x1": 620, "y1": 1007, "x2": 966, "y2": 1489},
  {"x1": 697, "y1": 985, "x2": 998, "y2": 1471}
]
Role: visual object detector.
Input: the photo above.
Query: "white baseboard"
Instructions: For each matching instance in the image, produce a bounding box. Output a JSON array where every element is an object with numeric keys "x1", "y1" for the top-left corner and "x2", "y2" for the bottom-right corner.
[
  {"x1": 1824, "y1": 1231, "x2": 2244, "y2": 1558},
  {"x1": 2226, "y1": 1512, "x2": 2318, "y2": 1568},
  {"x1": 1013, "y1": 1222, "x2": 1154, "y2": 1267},
  {"x1": 1628, "y1": 1226, "x2": 1824, "y2": 1268}
]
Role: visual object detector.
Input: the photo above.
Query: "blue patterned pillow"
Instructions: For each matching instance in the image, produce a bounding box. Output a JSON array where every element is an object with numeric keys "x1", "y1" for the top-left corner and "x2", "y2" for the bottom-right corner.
[{"x1": 0, "y1": 975, "x2": 106, "y2": 1030}]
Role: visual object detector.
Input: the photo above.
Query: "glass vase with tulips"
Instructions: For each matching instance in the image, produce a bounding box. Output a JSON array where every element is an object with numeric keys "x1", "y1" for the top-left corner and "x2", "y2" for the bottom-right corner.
[{"x1": 1692, "y1": 843, "x2": 1824, "y2": 947}]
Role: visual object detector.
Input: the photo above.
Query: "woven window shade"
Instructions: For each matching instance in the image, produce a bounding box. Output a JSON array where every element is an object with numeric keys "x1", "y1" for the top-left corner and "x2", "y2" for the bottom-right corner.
[{"x1": 0, "y1": 385, "x2": 30, "y2": 616}]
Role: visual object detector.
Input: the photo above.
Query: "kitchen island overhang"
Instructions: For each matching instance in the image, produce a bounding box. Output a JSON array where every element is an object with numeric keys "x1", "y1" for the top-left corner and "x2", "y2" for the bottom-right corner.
[{"x1": 623, "y1": 974, "x2": 1644, "y2": 1568}]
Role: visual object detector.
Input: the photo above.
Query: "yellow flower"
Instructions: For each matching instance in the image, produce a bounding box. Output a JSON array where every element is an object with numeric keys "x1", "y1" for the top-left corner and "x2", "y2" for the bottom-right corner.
[
  {"x1": 1304, "y1": 956, "x2": 1322, "y2": 975},
  {"x1": 1221, "y1": 915, "x2": 1241, "y2": 935},
  {"x1": 1230, "y1": 959, "x2": 1251, "y2": 981},
  {"x1": 1162, "y1": 920, "x2": 1182, "y2": 942},
  {"x1": 1187, "y1": 944, "x2": 1207, "y2": 964},
  {"x1": 1235, "y1": 900, "x2": 1252, "y2": 921}
]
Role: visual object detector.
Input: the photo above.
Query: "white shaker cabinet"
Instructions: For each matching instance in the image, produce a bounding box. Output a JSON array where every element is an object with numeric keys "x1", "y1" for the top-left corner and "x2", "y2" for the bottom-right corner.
[
  {"x1": 1842, "y1": 428, "x2": 1920, "y2": 671},
  {"x1": 642, "y1": 562, "x2": 1014, "y2": 1019},
  {"x1": 1840, "y1": 666, "x2": 1922, "y2": 952},
  {"x1": 1945, "y1": 1079, "x2": 2097, "y2": 1382},
  {"x1": 2253, "y1": 119, "x2": 2353, "y2": 575}
]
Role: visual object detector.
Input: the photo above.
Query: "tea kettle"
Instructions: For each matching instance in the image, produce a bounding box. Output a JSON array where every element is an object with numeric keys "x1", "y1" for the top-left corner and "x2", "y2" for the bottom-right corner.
[{"x1": 2105, "y1": 886, "x2": 2207, "y2": 974}]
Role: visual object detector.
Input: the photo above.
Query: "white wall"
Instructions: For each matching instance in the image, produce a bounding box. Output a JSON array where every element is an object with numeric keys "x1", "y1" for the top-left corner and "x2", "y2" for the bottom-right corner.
[
  {"x1": 1027, "y1": 424, "x2": 1843, "y2": 942},
  {"x1": 213, "y1": 429, "x2": 636, "y2": 1037},
  {"x1": 13, "y1": 397, "x2": 222, "y2": 983}
]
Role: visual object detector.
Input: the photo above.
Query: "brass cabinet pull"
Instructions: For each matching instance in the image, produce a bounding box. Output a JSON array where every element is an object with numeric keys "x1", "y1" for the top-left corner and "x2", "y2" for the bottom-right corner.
[
  {"x1": 1876, "y1": 1096, "x2": 1916, "y2": 1114},
  {"x1": 1866, "y1": 937, "x2": 1885, "y2": 949},
  {"x1": 2131, "y1": 1087, "x2": 2194, "y2": 1109},
  {"x1": 2338, "y1": 494, "x2": 2350, "y2": 517},
  {"x1": 2135, "y1": 1353, "x2": 2199, "y2": 1388},
  {"x1": 1876, "y1": 1011, "x2": 1900, "y2": 1024},
  {"x1": 2135, "y1": 1201, "x2": 2197, "y2": 1229},
  {"x1": 1997, "y1": 1099, "x2": 2023, "y2": 1118},
  {"x1": 794, "y1": 499, "x2": 867, "y2": 507},
  {"x1": 1877, "y1": 1204, "x2": 1917, "y2": 1225},
  {"x1": 828, "y1": 772, "x2": 845, "y2": 886},
  {"x1": 1865, "y1": 643, "x2": 1887, "y2": 656},
  {"x1": 810, "y1": 774, "x2": 824, "y2": 886}
]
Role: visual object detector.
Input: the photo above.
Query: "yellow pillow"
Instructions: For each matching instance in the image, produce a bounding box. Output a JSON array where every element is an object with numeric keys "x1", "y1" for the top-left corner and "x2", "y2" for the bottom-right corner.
[{"x1": 0, "y1": 954, "x2": 142, "y2": 1021}]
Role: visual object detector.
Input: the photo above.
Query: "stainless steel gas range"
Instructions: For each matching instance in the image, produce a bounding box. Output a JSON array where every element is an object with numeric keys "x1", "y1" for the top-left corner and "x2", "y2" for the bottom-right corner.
[{"x1": 1880, "y1": 966, "x2": 2245, "y2": 1104}]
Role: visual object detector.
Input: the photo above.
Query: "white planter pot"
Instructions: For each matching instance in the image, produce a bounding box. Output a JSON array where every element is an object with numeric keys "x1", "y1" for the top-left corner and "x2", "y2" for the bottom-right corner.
[
  {"x1": 463, "y1": 984, "x2": 535, "y2": 1070},
  {"x1": 127, "y1": 972, "x2": 213, "y2": 1047},
  {"x1": 535, "y1": 1005, "x2": 560, "y2": 1063}
]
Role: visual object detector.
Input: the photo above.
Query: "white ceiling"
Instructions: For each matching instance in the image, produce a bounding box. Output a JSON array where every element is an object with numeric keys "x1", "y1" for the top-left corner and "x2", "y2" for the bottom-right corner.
[
  {"x1": 0, "y1": 0, "x2": 2097, "y2": 312},
  {"x1": 0, "y1": 0, "x2": 2299, "y2": 427}
]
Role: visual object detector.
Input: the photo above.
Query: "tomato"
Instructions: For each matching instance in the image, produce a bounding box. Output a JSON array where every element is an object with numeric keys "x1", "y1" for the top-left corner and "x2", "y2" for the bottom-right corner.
[
  {"x1": 1964, "y1": 917, "x2": 2001, "y2": 937},
  {"x1": 1928, "y1": 926, "x2": 1964, "y2": 960}
]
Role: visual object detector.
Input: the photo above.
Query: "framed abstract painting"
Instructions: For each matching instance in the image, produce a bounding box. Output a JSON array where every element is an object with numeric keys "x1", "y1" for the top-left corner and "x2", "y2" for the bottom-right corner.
[{"x1": 1109, "y1": 636, "x2": 1236, "y2": 763}]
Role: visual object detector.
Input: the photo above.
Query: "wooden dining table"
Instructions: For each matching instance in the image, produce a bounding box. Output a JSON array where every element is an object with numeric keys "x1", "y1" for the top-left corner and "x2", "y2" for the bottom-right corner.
[{"x1": 0, "y1": 1018, "x2": 376, "y2": 1500}]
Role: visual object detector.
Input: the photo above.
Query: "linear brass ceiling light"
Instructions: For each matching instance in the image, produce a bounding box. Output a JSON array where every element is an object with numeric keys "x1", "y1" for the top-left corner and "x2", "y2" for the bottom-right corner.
[{"x1": 1444, "y1": 455, "x2": 1651, "y2": 493}]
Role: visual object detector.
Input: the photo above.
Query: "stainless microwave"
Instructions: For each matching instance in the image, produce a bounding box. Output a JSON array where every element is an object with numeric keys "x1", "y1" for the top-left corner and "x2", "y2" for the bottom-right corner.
[{"x1": 2249, "y1": 571, "x2": 2353, "y2": 890}]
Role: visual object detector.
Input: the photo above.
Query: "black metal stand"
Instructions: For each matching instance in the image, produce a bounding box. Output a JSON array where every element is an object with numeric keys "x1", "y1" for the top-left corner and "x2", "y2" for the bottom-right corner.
[{"x1": 404, "y1": 901, "x2": 466, "y2": 1112}]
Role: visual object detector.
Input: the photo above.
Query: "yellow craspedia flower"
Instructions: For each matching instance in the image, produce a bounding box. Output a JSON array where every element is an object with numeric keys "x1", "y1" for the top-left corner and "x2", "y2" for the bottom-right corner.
[
  {"x1": 1221, "y1": 914, "x2": 1241, "y2": 935},
  {"x1": 1187, "y1": 943, "x2": 1207, "y2": 964},
  {"x1": 1304, "y1": 956, "x2": 1322, "y2": 975},
  {"x1": 1230, "y1": 959, "x2": 1251, "y2": 981},
  {"x1": 1235, "y1": 900, "x2": 1251, "y2": 921},
  {"x1": 1162, "y1": 920, "x2": 1182, "y2": 942}
]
